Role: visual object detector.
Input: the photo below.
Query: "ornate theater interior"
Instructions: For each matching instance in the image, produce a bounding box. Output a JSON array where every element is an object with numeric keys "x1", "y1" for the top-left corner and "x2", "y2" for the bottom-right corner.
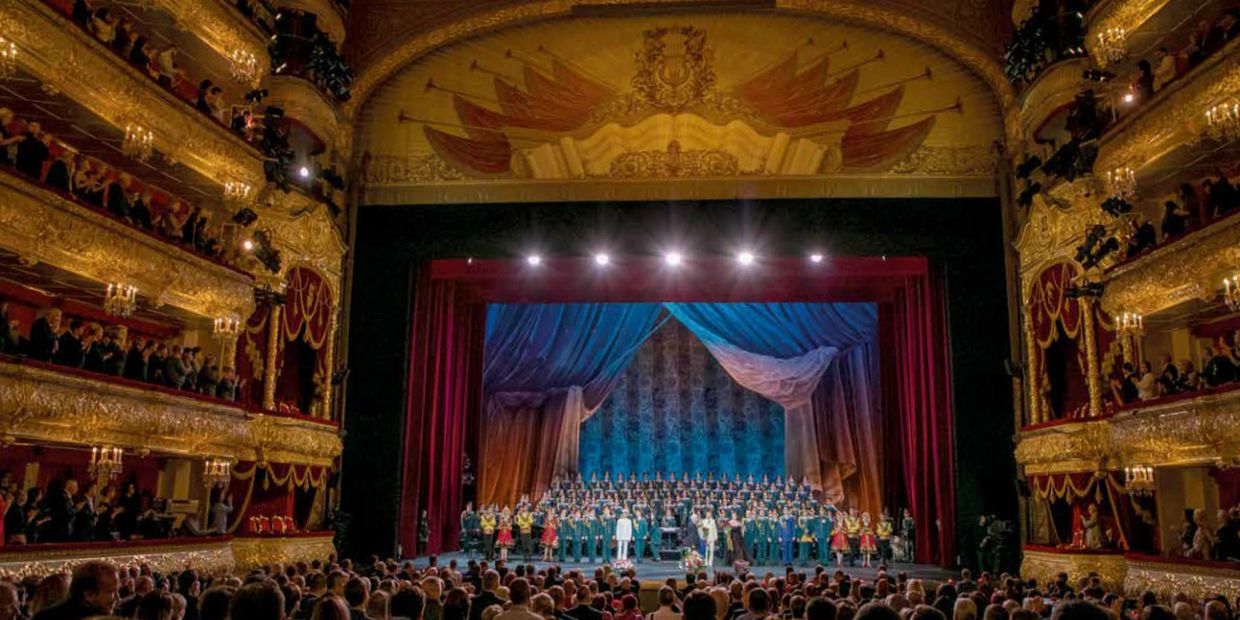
[{"x1": 2, "y1": 0, "x2": 1240, "y2": 616}]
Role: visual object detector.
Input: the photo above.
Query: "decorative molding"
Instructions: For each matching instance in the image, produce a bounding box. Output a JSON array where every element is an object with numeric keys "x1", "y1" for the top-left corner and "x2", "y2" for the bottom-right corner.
[
  {"x1": 0, "y1": 538, "x2": 235, "y2": 581},
  {"x1": 1020, "y1": 549, "x2": 1128, "y2": 592},
  {"x1": 0, "y1": 361, "x2": 342, "y2": 466},
  {"x1": 1015, "y1": 388, "x2": 1240, "y2": 473},
  {"x1": 0, "y1": 1, "x2": 266, "y2": 188},
  {"x1": 1094, "y1": 37, "x2": 1240, "y2": 178},
  {"x1": 1016, "y1": 58, "x2": 1091, "y2": 139},
  {"x1": 150, "y1": 0, "x2": 267, "y2": 83},
  {"x1": 0, "y1": 172, "x2": 256, "y2": 320},
  {"x1": 268, "y1": 76, "x2": 345, "y2": 154},
  {"x1": 1085, "y1": 0, "x2": 1172, "y2": 67},
  {"x1": 256, "y1": 191, "x2": 347, "y2": 301},
  {"x1": 1014, "y1": 192, "x2": 1108, "y2": 297},
  {"x1": 1125, "y1": 557, "x2": 1240, "y2": 602},
  {"x1": 0, "y1": 534, "x2": 336, "y2": 580},
  {"x1": 342, "y1": 0, "x2": 1017, "y2": 142},
  {"x1": 1099, "y1": 212, "x2": 1240, "y2": 316}
]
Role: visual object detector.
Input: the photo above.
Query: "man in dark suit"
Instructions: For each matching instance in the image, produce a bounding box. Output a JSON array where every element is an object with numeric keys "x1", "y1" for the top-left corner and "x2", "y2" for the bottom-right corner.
[
  {"x1": 564, "y1": 587, "x2": 603, "y2": 620},
  {"x1": 55, "y1": 319, "x2": 86, "y2": 368},
  {"x1": 27, "y1": 308, "x2": 62, "y2": 362},
  {"x1": 31, "y1": 560, "x2": 119, "y2": 620},
  {"x1": 15, "y1": 121, "x2": 49, "y2": 180},
  {"x1": 105, "y1": 173, "x2": 134, "y2": 221},
  {"x1": 468, "y1": 570, "x2": 504, "y2": 620}
]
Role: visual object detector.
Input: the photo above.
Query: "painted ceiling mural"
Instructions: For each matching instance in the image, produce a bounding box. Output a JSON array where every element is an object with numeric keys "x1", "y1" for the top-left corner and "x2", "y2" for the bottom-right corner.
[{"x1": 358, "y1": 14, "x2": 1004, "y2": 189}]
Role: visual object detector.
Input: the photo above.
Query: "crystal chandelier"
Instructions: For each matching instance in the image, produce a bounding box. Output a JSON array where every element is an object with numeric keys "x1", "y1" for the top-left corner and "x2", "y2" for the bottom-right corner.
[
  {"x1": 212, "y1": 316, "x2": 242, "y2": 342},
  {"x1": 229, "y1": 49, "x2": 259, "y2": 86},
  {"x1": 1116, "y1": 312, "x2": 1143, "y2": 336},
  {"x1": 1224, "y1": 275, "x2": 1240, "y2": 311},
  {"x1": 224, "y1": 181, "x2": 253, "y2": 210},
  {"x1": 104, "y1": 282, "x2": 138, "y2": 317},
  {"x1": 203, "y1": 457, "x2": 232, "y2": 487},
  {"x1": 1124, "y1": 465, "x2": 1154, "y2": 497},
  {"x1": 0, "y1": 36, "x2": 16, "y2": 81},
  {"x1": 122, "y1": 123, "x2": 154, "y2": 162},
  {"x1": 1094, "y1": 27, "x2": 1128, "y2": 66},
  {"x1": 1205, "y1": 102, "x2": 1240, "y2": 141},
  {"x1": 1106, "y1": 166, "x2": 1137, "y2": 199},
  {"x1": 89, "y1": 445, "x2": 124, "y2": 483}
]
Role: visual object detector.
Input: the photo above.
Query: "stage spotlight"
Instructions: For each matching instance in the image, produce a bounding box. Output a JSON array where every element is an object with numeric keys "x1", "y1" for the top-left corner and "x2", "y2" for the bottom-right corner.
[
  {"x1": 594, "y1": 253, "x2": 610, "y2": 266},
  {"x1": 526, "y1": 254, "x2": 542, "y2": 266},
  {"x1": 809, "y1": 253, "x2": 824, "y2": 263},
  {"x1": 242, "y1": 238, "x2": 255, "y2": 252},
  {"x1": 737, "y1": 251, "x2": 755, "y2": 266},
  {"x1": 298, "y1": 166, "x2": 311, "y2": 179},
  {"x1": 664, "y1": 251, "x2": 683, "y2": 267}
]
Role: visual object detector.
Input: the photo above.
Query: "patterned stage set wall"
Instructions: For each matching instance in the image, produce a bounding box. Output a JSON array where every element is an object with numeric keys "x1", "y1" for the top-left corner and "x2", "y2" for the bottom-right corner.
[{"x1": 578, "y1": 316, "x2": 786, "y2": 480}]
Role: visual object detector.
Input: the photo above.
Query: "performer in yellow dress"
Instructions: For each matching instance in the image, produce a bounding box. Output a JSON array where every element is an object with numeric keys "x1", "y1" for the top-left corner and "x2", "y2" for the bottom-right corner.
[{"x1": 858, "y1": 512, "x2": 878, "y2": 568}]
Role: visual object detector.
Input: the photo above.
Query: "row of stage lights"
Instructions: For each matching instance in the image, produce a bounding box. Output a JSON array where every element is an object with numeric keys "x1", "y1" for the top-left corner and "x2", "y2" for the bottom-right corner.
[{"x1": 521, "y1": 250, "x2": 833, "y2": 268}]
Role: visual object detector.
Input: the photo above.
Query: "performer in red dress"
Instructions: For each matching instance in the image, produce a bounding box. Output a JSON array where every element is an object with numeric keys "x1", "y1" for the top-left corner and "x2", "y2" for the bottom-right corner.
[
  {"x1": 495, "y1": 508, "x2": 514, "y2": 561},
  {"x1": 858, "y1": 512, "x2": 878, "y2": 568},
  {"x1": 830, "y1": 515, "x2": 851, "y2": 568},
  {"x1": 541, "y1": 510, "x2": 559, "y2": 561}
]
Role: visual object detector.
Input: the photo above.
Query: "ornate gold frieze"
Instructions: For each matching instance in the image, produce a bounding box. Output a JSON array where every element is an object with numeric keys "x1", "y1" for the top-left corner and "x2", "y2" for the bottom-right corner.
[
  {"x1": 231, "y1": 534, "x2": 338, "y2": 571},
  {"x1": 0, "y1": 1, "x2": 266, "y2": 188},
  {"x1": 0, "y1": 534, "x2": 336, "y2": 579},
  {"x1": 1014, "y1": 193, "x2": 1108, "y2": 295},
  {"x1": 268, "y1": 76, "x2": 345, "y2": 154},
  {"x1": 342, "y1": 0, "x2": 1017, "y2": 142},
  {"x1": 0, "y1": 361, "x2": 342, "y2": 466},
  {"x1": 1085, "y1": 0, "x2": 1172, "y2": 67},
  {"x1": 255, "y1": 191, "x2": 346, "y2": 301},
  {"x1": 1015, "y1": 388, "x2": 1240, "y2": 473},
  {"x1": 148, "y1": 0, "x2": 267, "y2": 85},
  {"x1": 0, "y1": 538, "x2": 235, "y2": 581},
  {"x1": 0, "y1": 172, "x2": 255, "y2": 321},
  {"x1": 1125, "y1": 557, "x2": 1240, "y2": 602},
  {"x1": 886, "y1": 145, "x2": 997, "y2": 176},
  {"x1": 1020, "y1": 549, "x2": 1128, "y2": 591},
  {"x1": 1099, "y1": 209, "x2": 1240, "y2": 316},
  {"x1": 1094, "y1": 37, "x2": 1240, "y2": 179}
]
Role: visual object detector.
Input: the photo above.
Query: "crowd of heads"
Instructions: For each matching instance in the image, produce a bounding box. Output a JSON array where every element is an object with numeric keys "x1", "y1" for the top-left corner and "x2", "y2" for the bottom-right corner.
[
  {"x1": 1107, "y1": 339, "x2": 1240, "y2": 412},
  {"x1": 1129, "y1": 10, "x2": 1240, "y2": 104},
  {"x1": 3, "y1": 553, "x2": 1240, "y2": 620}
]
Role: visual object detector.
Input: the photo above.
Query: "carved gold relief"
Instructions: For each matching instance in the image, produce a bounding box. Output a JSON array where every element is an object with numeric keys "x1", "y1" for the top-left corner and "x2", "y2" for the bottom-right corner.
[
  {"x1": 149, "y1": 0, "x2": 267, "y2": 85},
  {"x1": 267, "y1": 76, "x2": 344, "y2": 154},
  {"x1": 1014, "y1": 193, "x2": 1108, "y2": 294},
  {"x1": 1086, "y1": 0, "x2": 1173, "y2": 67},
  {"x1": 1021, "y1": 549, "x2": 1128, "y2": 591},
  {"x1": 0, "y1": 362, "x2": 341, "y2": 466},
  {"x1": 0, "y1": 172, "x2": 255, "y2": 321},
  {"x1": 0, "y1": 1, "x2": 266, "y2": 188},
  {"x1": 231, "y1": 534, "x2": 338, "y2": 571},
  {"x1": 1125, "y1": 557, "x2": 1240, "y2": 602}
]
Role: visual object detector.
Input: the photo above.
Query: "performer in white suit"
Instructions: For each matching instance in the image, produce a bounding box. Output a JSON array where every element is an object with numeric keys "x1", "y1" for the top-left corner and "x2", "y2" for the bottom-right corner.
[
  {"x1": 615, "y1": 510, "x2": 634, "y2": 561},
  {"x1": 699, "y1": 511, "x2": 718, "y2": 567}
]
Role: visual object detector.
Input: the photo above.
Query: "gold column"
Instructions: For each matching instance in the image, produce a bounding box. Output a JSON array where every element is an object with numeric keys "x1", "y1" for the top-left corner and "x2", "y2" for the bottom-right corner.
[
  {"x1": 1024, "y1": 306, "x2": 1041, "y2": 425},
  {"x1": 1081, "y1": 299, "x2": 1103, "y2": 418},
  {"x1": 319, "y1": 311, "x2": 336, "y2": 420},
  {"x1": 263, "y1": 305, "x2": 282, "y2": 411}
]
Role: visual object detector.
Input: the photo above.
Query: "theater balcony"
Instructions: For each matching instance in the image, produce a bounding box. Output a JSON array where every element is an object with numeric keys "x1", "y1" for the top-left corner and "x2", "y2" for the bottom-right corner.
[
  {"x1": 1020, "y1": 547, "x2": 1240, "y2": 601},
  {"x1": 0, "y1": 532, "x2": 337, "y2": 578},
  {"x1": 1, "y1": 0, "x2": 267, "y2": 189},
  {"x1": 0, "y1": 357, "x2": 341, "y2": 466},
  {"x1": 141, "y1": 0, "x2": 270, "y2": 81}
]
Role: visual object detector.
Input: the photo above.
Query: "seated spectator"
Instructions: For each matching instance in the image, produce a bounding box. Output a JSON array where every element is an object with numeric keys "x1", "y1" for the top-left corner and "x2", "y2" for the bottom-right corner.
[
  {"x1": 71, "y1": 0, "x2": 92, "y2": 26},
  {"x1": 164, "y1": 344, "x2": 188, "y2": 389},
  {"x1": 1219, "y1": 9, "x2": 1240, "y2": 44},
  {"x1": 27, "y1": 308, "x2": 62, "y2": 362},
  {"x1": 1125, "y1": 218, "x2": 1156, "y2": 258},
  {"x1": 1156, "y1": 354, "x2": 1179, "y2": 396},
  {"x1": 218, "y1": 366, "x2": 239, "y2": 401},
  {"x1": 1129, "y1": 60, "x2": 1154, "y2": 103},
  {"x1": 105, "y1": 173, "x2": 133, "y2": 221},
  {"x1": 1215, "y1": 507, "x2": 1240, "y2": 561},
  {"x1": 0, "y1": 107, "x2": 20, "y2": 166},
  {"x1": 1135, "y1": 361, "x2": 1158, "y2": 401},
  {"x1": 1160, "y1": 201, "x2": 1187, "y2": 240},
  {"x1": 1152, "y1": 47, "x2": 1177, "y2": 91},
  {"x1": 15, "y1": 121, "x2": 49, "y2": 180},
  {"x1": 1202, "y1": 345, "x2": 1237, "y2": 388},
  {"x1": 131, "y1": 190, "x2": 154, "y2": 230}
]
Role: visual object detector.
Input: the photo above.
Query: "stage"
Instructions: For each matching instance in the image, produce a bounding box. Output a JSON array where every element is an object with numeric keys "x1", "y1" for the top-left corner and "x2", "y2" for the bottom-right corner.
[{"x1": 414, "y1": 551, "x2": 957, "y2": 584}]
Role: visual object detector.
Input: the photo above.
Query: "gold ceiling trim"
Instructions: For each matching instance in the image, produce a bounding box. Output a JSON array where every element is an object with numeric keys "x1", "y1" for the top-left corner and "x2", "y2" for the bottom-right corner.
[
  {"x1": 148, "y1": 0, "x2": 267, "y2": 79},
  {"x1": 1015, "y1": 388, "x2": 1240, "y2": 472},
  {"x1": 0, "y1": 361, "x2": 342, "y2": 467},
  {"x1": 342, "y1": 0, "x2": 1017, "y2": 141},
  {"x1": 1094, "y1": 37, "x2": 1240, "y2": 177},
  {"x1": 0, "y1": 1, "x2": 266, "y2": 188},
  {"x1": 362, "y1": 173, "x2": 998, "y2": 205},
  {"x1": 0, "y1": 172, "x2": 256, "y2": 320},
  {"x1": 1099, "y1": 210, "x2": 1240, "y2": 316},
  {"x1": 0, "y1": 534, "x2": 337, "y2": 580}
]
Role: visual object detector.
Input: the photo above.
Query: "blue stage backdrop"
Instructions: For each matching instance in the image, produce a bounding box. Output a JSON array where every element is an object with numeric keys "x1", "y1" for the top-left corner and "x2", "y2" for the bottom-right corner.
[{"x1": 578, "y1": 317, "x2": 785, "y2": 479}]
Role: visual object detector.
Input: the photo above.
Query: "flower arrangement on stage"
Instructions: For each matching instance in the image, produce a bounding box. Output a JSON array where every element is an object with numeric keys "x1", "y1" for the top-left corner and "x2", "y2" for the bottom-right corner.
[
  {"x1": 612, "y1": 559, "x2": 634, "y2": 572},
  {"x1": 680, "y1": 548, "x2": 705, "y2": 572}
]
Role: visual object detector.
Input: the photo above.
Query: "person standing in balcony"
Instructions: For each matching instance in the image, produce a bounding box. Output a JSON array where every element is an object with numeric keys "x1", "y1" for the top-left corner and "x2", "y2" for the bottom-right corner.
[
  {"x1": 210, "y1": 491, "x2": 233, "y2": 534},
  {"x1": 1202, "y1": 344, "x2": 1237, "y2": 387},
  {"x1": 105, "y1": 173, "x2": 133, "y2": 222},
  {"x1": 1135, "y1": 361, "x2": 1158, "y2": 401},
  {"x1": 164, "y1": 344, "x2": 188, "y2": 389},
  {"x1": 15, "y1": 121, "x2": 48, "y2": 180},
  {"x1": 54, "y1": 320, "x2": 86, "y2": 368},
  {"x1": 28, "y1": 308, "x2": 61, "y2": 362}
]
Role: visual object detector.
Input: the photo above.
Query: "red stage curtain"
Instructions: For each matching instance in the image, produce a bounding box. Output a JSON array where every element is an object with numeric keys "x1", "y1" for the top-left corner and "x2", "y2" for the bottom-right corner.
[
  {"x1": 276, "y1": 267, "x2": 335, "y2": 415},
  {"x1": 398, "y1": 272, "x2": 486, "y2": 557},
  {"x1": 883, "y1": 271, "x2": 956, "y2": 567}
]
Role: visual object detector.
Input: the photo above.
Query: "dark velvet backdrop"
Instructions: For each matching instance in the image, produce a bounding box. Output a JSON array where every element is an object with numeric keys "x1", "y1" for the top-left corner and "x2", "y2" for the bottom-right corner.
[{"x1": 342, "y1": 198, "x2": 1016, "y2": 567}]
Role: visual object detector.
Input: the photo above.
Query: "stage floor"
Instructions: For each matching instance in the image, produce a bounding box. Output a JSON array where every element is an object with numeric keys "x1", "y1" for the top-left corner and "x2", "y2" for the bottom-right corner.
[{"x1": 418, "y1": 552, "x2": 957, "y2": 585}]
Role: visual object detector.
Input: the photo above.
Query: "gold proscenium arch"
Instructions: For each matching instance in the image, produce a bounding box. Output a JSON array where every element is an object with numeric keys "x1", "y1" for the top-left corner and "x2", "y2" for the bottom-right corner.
[{"x1": 344, "y1": 0, "x2": 1019, "y2": 142}]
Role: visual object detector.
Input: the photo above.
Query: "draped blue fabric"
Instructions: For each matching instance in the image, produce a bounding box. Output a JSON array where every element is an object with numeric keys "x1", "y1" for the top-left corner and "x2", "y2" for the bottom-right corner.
[
  {"x1": 484, "y1": 303, "x2": 666, "y2": 408},
  {"x1": 662, "y1": 303, "x2": 877, "y2": 356}
]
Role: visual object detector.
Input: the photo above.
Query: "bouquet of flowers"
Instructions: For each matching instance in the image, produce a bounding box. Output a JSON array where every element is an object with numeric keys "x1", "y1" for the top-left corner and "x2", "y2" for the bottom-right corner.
[
  {"x1": 680, "y1": 547, "x2": 705, "y2": 572},
  {"x1": 612, "y1": 559, "x2": 634, "y2": 572}
]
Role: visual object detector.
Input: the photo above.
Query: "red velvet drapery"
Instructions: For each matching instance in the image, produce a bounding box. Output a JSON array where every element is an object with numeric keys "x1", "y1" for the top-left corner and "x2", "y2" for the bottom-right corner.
[
  {"x1": 1029, "y1": 263, "x2": 1092, "y2": 420},
  {"x1": 276, "y1": 267, "x2": 335, "y2": 416},
  {"x1": 881, "y1": 271, "x2": 957, "y2": 567},
  {"x1": 227, "y1": 461, "x2": 329, "y2": 534},
  {"x1": 397, "y1": 272, "x2": 486, "y2": 557},
  {"x1": 1029, "y1": 472, "x2": 1157, "y2": 553},
  {"x1": 237, "y1": 303, "x2": 271, "y2": 409}
]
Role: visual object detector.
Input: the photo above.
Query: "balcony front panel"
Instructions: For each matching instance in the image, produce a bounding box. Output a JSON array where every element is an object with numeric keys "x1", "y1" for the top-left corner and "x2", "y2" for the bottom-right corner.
[
  {"x1": 0, "y1": 171, "x2": 255, "y2": 320},
  {"x1": 1021, "y1": 547, "x2": 1240, "y2": 602},
  {"x1": 1015, "y1": 387, "x2": 1240, "y2": 473},
  {"x1": 1085, "y1": 0, "x2": 1172, "y2": 67},
  {"x1": 268, "y1": 75, "x2": 345, "y2": 151},
  {"x1": 1017, "y1": 58, "x2": 1092, "y2": 140},
  {"x1": 150, "y1": 0, "x2": 269, "y2": 83},
  {"x1": 1, "y1": 0, "x2": 267, "y2": 188},
  {"x1": 0, "y1": 361, "x2": 342, "y2": 467}
]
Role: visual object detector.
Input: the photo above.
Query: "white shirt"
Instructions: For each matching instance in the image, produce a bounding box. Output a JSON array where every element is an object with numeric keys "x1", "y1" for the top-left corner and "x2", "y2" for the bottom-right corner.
[
  {"x1": 701, "y1": 517, "x2": 718, "y2": 543},
  {"x1": 616, "y1": 516, "x2": 633, "y2": 541}
]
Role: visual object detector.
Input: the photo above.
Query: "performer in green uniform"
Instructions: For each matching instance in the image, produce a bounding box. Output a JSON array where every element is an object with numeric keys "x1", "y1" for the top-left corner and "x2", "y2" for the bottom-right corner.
[
  {"x1": 601, "y1": 508, "x2": 616, "y2": 563},
  {"x1": 634, "y1": 509, "x2": 649, "y2": 563}
]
